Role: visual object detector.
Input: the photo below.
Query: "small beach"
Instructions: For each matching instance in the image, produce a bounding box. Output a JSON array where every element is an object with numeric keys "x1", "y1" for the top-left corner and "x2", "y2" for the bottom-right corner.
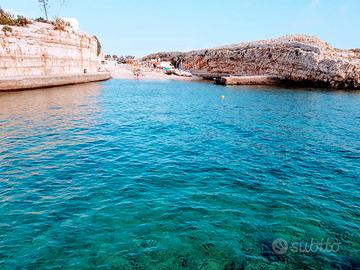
[{"x1": 107, "y1": 64, "x2": 197, "y2": 81}]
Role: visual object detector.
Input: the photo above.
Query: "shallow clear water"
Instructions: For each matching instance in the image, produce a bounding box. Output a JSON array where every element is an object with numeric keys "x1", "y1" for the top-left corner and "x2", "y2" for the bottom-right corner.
[{"x1": 0, "y1": 80, "x2": 359, "y2": 270}]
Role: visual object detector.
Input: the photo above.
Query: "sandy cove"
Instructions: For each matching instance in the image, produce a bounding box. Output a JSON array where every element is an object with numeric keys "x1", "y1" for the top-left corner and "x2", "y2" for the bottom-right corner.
[{"x1": 106, "y1": 64, "x2": 197, "y2": 81}]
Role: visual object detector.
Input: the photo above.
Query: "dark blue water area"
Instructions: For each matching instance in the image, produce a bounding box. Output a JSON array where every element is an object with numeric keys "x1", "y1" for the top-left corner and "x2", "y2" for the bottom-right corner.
[{"x1": 0, "y1": 79, "x2": 359, "y2": 269}]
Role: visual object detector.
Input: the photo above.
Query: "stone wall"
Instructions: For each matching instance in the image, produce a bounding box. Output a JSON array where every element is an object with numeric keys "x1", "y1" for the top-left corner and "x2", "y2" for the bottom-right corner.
[
  {"x1": 0, "y1": 73, "x2": 111, "y2": 91},
  {"x1": 0, "y1": 22, "x2": 99, "y2": 77}
]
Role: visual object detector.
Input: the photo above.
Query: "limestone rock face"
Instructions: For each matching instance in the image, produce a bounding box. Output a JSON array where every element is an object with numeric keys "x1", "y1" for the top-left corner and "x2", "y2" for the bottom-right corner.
[
  {"x1": 144, "y1": 35, "x2": 360, "y2": 89},
  {"x1": 0, "y1": 22, "x2": 99, "y2": 77}
]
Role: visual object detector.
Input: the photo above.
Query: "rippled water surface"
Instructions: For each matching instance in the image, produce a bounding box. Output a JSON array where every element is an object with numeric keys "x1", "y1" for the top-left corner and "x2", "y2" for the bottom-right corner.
[{"x1": 1, "y1": 80, "x2": 360, "y2": 269}]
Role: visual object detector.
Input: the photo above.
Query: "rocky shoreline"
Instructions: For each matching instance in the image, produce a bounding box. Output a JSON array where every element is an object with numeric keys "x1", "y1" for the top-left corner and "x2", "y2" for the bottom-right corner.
[{"x1": 143, "y1": 35, "x2": 360, "y2": 90}]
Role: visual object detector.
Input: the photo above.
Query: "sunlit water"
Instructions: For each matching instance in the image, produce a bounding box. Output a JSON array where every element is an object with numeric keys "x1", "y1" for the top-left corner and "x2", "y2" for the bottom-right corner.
[{"x1": 0, "y1": 80, "x2": 359, "y2": 270}]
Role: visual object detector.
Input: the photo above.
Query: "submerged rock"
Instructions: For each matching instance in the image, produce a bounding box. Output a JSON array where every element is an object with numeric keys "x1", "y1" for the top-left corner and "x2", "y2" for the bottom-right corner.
[{"x1": 143, "y1": 35, "x2": 360, "y2": 89}]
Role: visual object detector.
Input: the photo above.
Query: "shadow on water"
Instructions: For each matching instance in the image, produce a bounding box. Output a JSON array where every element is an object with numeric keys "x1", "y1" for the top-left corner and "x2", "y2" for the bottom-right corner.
[
  {"x1": 0, "y1": 82, "x2": 103, "y2": 134},
  {"x1": 224, "y1": 83, "x2": 360, "y2": 94}
]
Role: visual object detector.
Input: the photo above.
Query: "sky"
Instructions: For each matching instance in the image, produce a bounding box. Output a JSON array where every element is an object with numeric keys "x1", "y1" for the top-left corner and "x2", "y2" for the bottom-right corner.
[{"x1": 1, "y1": 0, "x2": 359, "y2": 56}]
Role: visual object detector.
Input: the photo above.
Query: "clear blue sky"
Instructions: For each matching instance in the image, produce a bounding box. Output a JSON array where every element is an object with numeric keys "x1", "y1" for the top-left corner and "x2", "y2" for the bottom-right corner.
[{"x1": 1, "y1": 0, "x2": 359, "y2": 56}]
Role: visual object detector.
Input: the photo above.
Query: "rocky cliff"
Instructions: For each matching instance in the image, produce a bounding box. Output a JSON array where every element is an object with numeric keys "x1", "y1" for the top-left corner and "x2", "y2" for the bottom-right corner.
[
  {"x1": 0, "y1": 22, "x2": 99, "y2": 77},
  {"x1": 144, "y1": 35, "x2": 360, "y2": 89}
]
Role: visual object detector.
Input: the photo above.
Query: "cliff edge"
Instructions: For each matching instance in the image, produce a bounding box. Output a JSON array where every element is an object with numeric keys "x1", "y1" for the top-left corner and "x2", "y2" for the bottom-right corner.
[
  {"x1": 0, "y1": 17, "x2": 110, "y2": 91},
  {"x1": 0, "y1": 21, "x2": 100, "y2": 77},
  {"x1": 144, "y1": 35, "x2": 360, "y2": 89}
]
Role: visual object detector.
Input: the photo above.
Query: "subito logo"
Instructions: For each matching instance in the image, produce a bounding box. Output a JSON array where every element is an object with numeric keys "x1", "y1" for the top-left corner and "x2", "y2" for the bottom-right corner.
[{"x1": 272, "y1": 238, "x2": 288, "y2": 255}]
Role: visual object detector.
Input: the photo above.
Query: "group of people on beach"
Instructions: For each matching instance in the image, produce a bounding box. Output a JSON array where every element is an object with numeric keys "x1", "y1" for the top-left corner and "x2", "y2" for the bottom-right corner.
[{"x1": 131, "y1": 62, "x2": 143, "y2": 78}]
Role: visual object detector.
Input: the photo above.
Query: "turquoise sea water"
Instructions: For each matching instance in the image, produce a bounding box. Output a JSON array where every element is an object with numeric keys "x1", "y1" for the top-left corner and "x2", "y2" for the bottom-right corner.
[{"x1": 0, "y1": 80, "x2": 359, "y2": 269}]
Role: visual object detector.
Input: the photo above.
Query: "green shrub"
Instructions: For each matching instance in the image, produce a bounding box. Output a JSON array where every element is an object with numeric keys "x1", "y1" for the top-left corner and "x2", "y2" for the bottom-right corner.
[
  {"x1": 15, "y1": 15, "x2": 31, "y2": 26},
  {"x1": 0, "y1": 8, "x2": 16, "y2": 26},
  {"x1": 35, "y1": 17, "x2": 49, "y2": 23},
  {"x1": 0, "y1": 9, "x2": 32, "y2": 27},
  {"x1": 52, "y1": 17, "x2": 71, "y2": 31},
  {"x1": 93, "y1": 35, "x2": 102, "y2": 56},
  {"x1": 2, "y1": 25, "x2": 13, "y2": 33}
]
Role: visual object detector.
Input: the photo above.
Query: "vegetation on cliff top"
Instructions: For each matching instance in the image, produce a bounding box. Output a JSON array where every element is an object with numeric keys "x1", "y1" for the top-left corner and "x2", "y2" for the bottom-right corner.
[
  {"x1": 1, "y1": 5, "x2": 103, "y2": 57},
  {"x1": 35, "y1": 17, "x2": 50, "y2": 23},
  {"x1": 0, "y1": 8, "x2": 32, "y2": 27},
  {"x1": 52, "y1": 17, "x2": 71, "y2": 31},
  {"x1": 37, "y1": 0, "x2": 67, "y2": 21},
  {"x1": 38, "y1": 0, "x2": 50, "y2": 21},
  {"x1": 0, "y1": 8, "x2": 71, "y2": 32}
]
